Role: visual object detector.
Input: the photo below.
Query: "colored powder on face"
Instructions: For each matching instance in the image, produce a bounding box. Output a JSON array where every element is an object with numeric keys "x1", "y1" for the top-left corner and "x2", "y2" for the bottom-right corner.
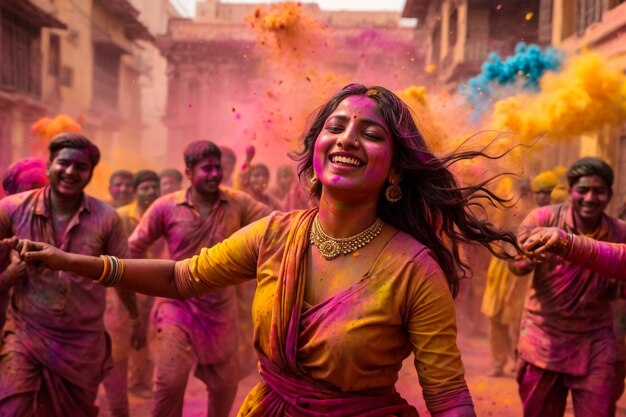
[
  {"x1": 489, "y1": 52, "x2": 626, "y2": 144},
  {"x1": 459, "y1": 43, "x2": 562, "y2": 117}
]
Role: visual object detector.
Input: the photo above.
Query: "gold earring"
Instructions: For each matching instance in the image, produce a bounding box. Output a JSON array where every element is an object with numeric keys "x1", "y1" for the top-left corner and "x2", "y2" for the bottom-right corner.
[
  {"x1": 311, "y1": 173, "x2": 318, "y2": 185},
  {"x1": 385, "y1": 176, "x2": 402, "y2": 203}
]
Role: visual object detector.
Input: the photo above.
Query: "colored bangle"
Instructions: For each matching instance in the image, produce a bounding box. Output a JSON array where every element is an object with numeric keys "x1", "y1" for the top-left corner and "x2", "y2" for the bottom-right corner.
[
  {"x1": 96, "y1": 255, "x2": 125, "y2": 287},
  {"x1": 110, "y1": 257, "x2": 125, "y2": 287},
  {"x1": 106, "y1": 256, "x2": 121, "y2": 287},
  {"x1": 102, "y1": 256, "x2": 117, "y2": 287},
  {"x1": 96, "y1": 255, "x2": 110, "y2": 284}
]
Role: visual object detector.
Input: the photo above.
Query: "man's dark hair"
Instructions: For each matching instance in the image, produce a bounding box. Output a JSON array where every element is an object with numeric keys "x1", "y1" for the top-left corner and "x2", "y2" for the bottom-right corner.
[
  {"x1": 49, "y1": 133, "x2": 100, "y2": 169},
  {"x1": 566, "y1": 157, "x2": 614, "y2": 188},
  {"x1": 109, "y1": 170, "x2": 133, "y2": 186},
  {"x1": 133, "y1": 170, "x2": 159, "y2": 190},
  {"x1": 159, "y1": 168, "x2": 183, "y2": 182},
  {"x1": 183, "y1": 140, "x2": 221, "y2": 168}
]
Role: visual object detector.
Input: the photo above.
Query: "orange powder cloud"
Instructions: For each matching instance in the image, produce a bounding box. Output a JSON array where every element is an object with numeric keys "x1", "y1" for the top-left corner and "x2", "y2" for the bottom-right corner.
[{"x1": 30, "y1": 114, "x2": 83, "y2": 156}]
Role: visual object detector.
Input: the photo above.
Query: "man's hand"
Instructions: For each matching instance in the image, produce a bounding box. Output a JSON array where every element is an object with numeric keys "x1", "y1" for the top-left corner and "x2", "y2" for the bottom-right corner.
[{"x1": 1, "y1": 238, "x2": 69, "y2": 270}]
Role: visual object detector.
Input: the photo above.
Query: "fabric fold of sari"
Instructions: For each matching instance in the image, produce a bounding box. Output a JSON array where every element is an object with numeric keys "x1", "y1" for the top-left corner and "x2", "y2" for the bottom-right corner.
[{"x1": 257, "y1": 355, "x2": 415, "y2": 417}]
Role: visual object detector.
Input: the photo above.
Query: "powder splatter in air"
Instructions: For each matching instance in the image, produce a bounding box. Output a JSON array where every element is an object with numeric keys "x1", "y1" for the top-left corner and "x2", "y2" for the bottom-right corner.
[
  {"x1": 459, "y1": 43, "x2": 562, "y2": 117},
  {"x1": 490, "y1": 52, "x2": 626, "y2": 144}
]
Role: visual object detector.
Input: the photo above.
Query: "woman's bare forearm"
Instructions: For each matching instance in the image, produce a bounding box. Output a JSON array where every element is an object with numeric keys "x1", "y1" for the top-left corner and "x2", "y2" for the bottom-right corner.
[{"x1": 65, "y1": 253, "x2": 181, "y2": 298}]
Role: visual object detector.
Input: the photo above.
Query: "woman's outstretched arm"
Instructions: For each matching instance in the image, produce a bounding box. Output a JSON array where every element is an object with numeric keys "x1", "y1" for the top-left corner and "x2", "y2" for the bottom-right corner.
[{"x1": 6, "y1": 238, "x2": 181, "y2": 298}]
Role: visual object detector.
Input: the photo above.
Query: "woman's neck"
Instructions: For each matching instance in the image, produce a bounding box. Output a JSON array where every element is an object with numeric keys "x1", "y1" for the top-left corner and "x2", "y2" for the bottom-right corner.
[{"x1": 317, "y1": 192, "x2": 379, "y2": 238}]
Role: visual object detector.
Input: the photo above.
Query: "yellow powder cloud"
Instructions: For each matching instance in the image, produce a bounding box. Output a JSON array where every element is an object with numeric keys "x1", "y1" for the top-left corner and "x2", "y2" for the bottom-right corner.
[{"x1": 491, "y1": 52, "x2": 626, "y2": 144}]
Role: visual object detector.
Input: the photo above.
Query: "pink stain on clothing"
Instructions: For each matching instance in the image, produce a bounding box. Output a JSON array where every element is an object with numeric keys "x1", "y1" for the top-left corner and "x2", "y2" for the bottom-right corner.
[
  {"x1": 0, "y1": 186, "x2": 128, "y2": 416},
  {"x1": 515, "y1": 203, "x2": 626, "y2": 415}
]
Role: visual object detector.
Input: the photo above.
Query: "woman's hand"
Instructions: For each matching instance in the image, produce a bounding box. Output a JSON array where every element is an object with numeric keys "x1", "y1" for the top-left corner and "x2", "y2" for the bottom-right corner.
[
  {"x1": 1, "y1": 238, "x2": 71, "y2": 270},
  {"x1": 522, "y1": 227, "x2": 571, "y2": 257}
]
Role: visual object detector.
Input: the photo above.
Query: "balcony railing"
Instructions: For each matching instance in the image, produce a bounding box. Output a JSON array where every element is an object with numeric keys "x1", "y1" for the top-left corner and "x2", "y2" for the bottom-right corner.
[
  {"x1": 464, "y1": 40, "x2": 489, "y2": 64},
  {"x1": 0, "y1": 8, "x2": 42, "y2": 98}
]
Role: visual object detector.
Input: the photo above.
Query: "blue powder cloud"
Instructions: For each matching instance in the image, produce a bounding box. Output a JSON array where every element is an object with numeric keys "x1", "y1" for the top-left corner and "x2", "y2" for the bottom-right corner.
[{"x1": 459, "y1": 42, "x2": 563, "y2": 117}]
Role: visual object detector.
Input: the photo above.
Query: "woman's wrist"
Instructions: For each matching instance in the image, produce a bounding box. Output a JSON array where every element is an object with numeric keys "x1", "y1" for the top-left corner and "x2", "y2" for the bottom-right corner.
[{"x1": 554, "y1": 231, "x2": 574, "y2": 258}]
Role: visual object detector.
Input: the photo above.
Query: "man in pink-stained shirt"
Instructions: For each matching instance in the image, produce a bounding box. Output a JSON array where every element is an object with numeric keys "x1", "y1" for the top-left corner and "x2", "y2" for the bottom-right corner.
[
  {"x1": 0, "y1": 133, "x2": 145, "y2": 417},
  {"x1": 510, "y1": 157, "x2": 626, "y2": 417},
  {"x1": 129, "y1": 140, "x2": 271, "y2": 417}
]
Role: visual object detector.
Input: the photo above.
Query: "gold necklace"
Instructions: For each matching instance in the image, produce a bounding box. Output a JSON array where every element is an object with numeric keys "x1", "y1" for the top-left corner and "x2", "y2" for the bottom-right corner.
[{"x1": 309, "y1": 214, "x2": 384, "y2": 260}]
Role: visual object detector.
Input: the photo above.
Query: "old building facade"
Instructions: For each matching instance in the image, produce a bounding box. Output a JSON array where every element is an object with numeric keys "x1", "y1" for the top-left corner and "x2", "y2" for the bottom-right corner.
[
  {"x1": 0, "y1": 0, "x2": 157, "y2": 195},
  {"x1": 403, "y1": 0, "x2": 626, "y2": 212},
  {"x1": 0, "y1": 0, "x2": 65, "y2": 171},
  {"x1": 157, "y1": 0, "x2": 420, "y2": 167}
]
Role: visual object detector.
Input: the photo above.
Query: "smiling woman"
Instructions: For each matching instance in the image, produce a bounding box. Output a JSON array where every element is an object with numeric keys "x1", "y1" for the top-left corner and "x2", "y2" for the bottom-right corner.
[{"x1": 8, "y1": 84, "x2": 521, "y2": 417}]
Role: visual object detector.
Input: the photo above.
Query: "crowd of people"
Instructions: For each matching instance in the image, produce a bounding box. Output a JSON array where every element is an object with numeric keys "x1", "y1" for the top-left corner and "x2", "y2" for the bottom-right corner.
[{"x1": 0, "y1": 83, "x2": 625, "y2": 417}]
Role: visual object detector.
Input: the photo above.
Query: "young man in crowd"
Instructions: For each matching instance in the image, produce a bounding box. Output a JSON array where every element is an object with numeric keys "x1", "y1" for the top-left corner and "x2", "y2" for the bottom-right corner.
[
  {"x1": 108, "y1": 170, "x2": 134, "y2": 208},
  {"x1": 511, "y1": 157, "x2": 626, "y2": 417},
  {"x1": 158, "y1": 168, "x2": 183, "y2": 196},
  {"x1": 129, "y1": 140, "x2": 271, "y2": 417},
  {"x1": 0, "y1": 133, "x2": 144, "y2": 417}
]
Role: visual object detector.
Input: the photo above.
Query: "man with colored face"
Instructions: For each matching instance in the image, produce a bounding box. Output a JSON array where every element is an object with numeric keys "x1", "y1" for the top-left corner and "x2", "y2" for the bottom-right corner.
[
  {"x1": 159, "y1": 168, "x2": 183, "y2": 196},
  {"x1": 0, "y1": 133, "x2": 144, "y2": 417},
  {"x1": 530, "y1": 170, "x2": 559, "y2": 208},
  {"x1": 108, "y1": 170, "x2": 135, "y2": 208},
  {"x1": 510, "y1": 157, "x2": 626, "y2": 417},
  {"x1": 128, "y1": 140, "x2": 271, "y2": 417},
  {"x1": 102, "y1": 170, "x2": 162, "y2": 415}
]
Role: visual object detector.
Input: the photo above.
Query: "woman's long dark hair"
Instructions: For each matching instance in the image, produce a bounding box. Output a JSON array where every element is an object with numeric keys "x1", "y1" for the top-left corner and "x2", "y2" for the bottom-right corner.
[{"x1": 292, "y1": 83, "x2": 521, "y2": 298}]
